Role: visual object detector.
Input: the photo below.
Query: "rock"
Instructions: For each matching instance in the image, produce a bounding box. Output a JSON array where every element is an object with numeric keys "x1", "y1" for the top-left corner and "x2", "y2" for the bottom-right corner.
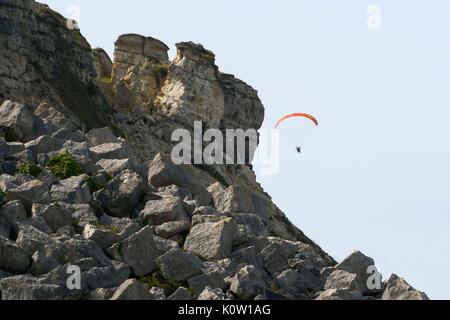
[
  {"x1": 82, "y1": 263, "x2": 131, "y2": 290},
  {"x1": 276, "y1": 269, "x2": 309, "y2": 299},
  {"x1": 0, "y1": 236, "x2": 31, "y2": 273},
  {"x1": 30, "y1": 251, "x2": 60, "y2": 276},
  {"x1": 31, "y1": 203, "x2": 74, "y2": 233},
  {"x1": 192, "y1": 206, "x2": 222, "y2": 216},
  {"x1": 96, "y1": 158, "x2": 140, "y2": 177},
  {"x1": 86, "y1": 128, "x2": 119, "y2": 147},
  {"x1": 111, "y1": 279, "x2": 155, "y2": 300},
  {"x1": 156, "y1": 248, "x2": 203, "y2": 282},
  {"x1": 155, "y1": 220, "x2": 190, "y2": 239},
  {"x1": 231, "y1": 213, "x2": 269, "y2": 238},
  {"x1": 148, "y1": 154, "x2": 212, "y2": 206},
  {"x1": 198, "y1": 286, "x2": 227, "y2": 301},
  {"x1": 184, "y1": 218, "x2": 237, "y2": 261},
  {"x1": 149, "y1": 287, "x2": 166, "y2": 300},
  {"x1": 50, "y1": 175, "x2": 92, "y2": 205},
  {"x1": 83, "y1": 224, "x2": 121, "y2": 249},
  {"x1": 0, "y1": 101, "x2": 35, "y2": 141},
  {"x1": 336, "y1": 250, "x2": 378, "y2": 294},
  {"x1": 324, "y1": 270, "x2": 366, "y2": 293},
  {"x1": 382, "y1": 274, "x2": 429, "y2": 300},
  {"x1": 25, "y1": 135, "x2": 63, "y2": 154},
  {"x1": 228, "y1": 265, "x2": 266, "y2": 300},
  {"x1": 61, "y1": 203, "x2": 98, "y2": 227},
  {"x1": 0, "y1": 275, "x2": 65, "y2": 300},
  {"x1": 43, "y1": 237, "x2": 113, "y2": 268},
  {"x1": 8, "y1": 180, "x2": 50, "y2": 211},
  {"x1": 167, "y1": 287, "x2": 193, "y2": 300},
  {"x1": 87, "y1": 288, "x2": 116, "y2": 300},
  {"x1": 93, "y1": 49, "x2": 113, "y2": 82},
  {"x1": 188, "y1": 261, "x2": 230, "y2": 296},
  {"x1": 115, "y1": 226, "x2": 178, "y2": 277},
  {"x1": 18, "y1": 216, "x2": 53, "y2": 235},
  {"x1": 95, "y1": 170, "x2": 148, "y2": 218},
  {"x1": 230, "y1": 246, "x2": 260, "y2": 270},
  {"x1": 260, "y1": 238, "x2": 299, "y2": 274},
  {"x1": 17, "y1": 225, "x2": 53, "y2": 255},
  {"x1": 140, "y1": 196, "x2": 187, "y2": 226},
  {"x1": 315, "y1": 289, "x2": 366, "y2": 301},
  {"x1": 0, "y1": 200, "x2": 28, "y2": 239},
  {"x1": 52, "y1": 129, "x2": 84, "y2": 142},
  {"x1": 89, "y1": 143, "x2": 129, "y2": 160}
]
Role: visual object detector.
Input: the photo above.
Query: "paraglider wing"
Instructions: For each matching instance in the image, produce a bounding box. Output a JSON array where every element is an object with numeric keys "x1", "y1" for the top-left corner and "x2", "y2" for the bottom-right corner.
[{"x1": 275, "y1": 113, "x2": 319, "y2": 128}]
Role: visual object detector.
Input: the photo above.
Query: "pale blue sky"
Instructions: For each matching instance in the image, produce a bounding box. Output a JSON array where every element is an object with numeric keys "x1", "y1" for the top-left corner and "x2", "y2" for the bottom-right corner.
[{"x1": 41, "y1": 0, "x2": 450, "y2": 299}]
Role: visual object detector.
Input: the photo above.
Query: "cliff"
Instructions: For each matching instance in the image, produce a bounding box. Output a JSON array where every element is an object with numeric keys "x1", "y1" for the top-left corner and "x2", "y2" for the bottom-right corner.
[{"x1": 0, "y1": 0, "x2": 428, "y2": 300}]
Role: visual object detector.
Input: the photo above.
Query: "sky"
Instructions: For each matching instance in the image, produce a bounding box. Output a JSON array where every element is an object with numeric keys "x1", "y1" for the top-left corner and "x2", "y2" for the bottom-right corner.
[{"x1": 40, "y1": 0, "x2": 450, "y2": 299}]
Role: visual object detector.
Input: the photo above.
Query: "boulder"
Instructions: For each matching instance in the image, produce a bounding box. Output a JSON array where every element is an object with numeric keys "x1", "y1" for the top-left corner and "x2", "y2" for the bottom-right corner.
[
  {"x1": 156, "y1": 248, "x2": 203, "y2": 282},
  {"x1": 0, "y1": 101, "x2": 35, "y2": 141},
  {"x1": 0, "y1": 200, "x2": 28, "y2": 239},
  {"x1": 30, "y1": 251, "x2": 60, "y2": 276},
  {"x1": 184, "y1": 218, "x2": 237, "y2": 261},
  {"x1": 86, "y1": 128, "x2": 119, "y2": 147},
  {"x1": 89, "y1": 143, "x2": 129, "y2": 160},
  {"x1": 50, "y1": 175, "x2": 92, "y2": 205},
  {"x1": 0, "y1": 236, "x2": 31, "y2": 273},
  {"x1": 24, "y1": 135, "x2": 63, "y2": 155},
  {"x1": 140, "y1": 196, "x2": 187, "y2": 226},
  {"x1": 95, "y1": 170, "x2": 148, "y2": 218},
  {"x1": 167, "y1": 287, "x2": 193, "y2": 300},
  {"x1": 276, "y1": 269, "x2": 309, "y2": 299},
  {"x1": 16, "y1": 225, "x2": 53, "y2": 255},
  {"x1": 155, "y1": 220, "x2": 190, "y2": 239},
  {"x1": 260, "y1": 238, "x2": 299, "y2": 274},
  {"x1": 0, "y1": 275, "x2": 65, "y2": 300},
  {"x1": 111, "y1": 279, "x2": 155, "y2": 300},
  {"x1": 82, "y1": 224, "x2": 121, "y2": 249},
  {"x1": 114, "y1": 226, "x2": 178, "y2": 277},
  {"x1": 148, "y1": 154, "x2": 212, "y2": 206},
  {"x1": 382, "y1": 274, "x2": 429, "y2": 300},
  {"x1": 228, "y1": 265, "x2": 266, "y2": 300},
  {"x1": 324, "y1": 270, "x2": 366, "y2": 293},
  {"x1": 8, "y1": 180, "x2": 50, "y2": 211},
  {"x1": 336, "y1": 250, "x2": 378, "y2": 294},
  {"x1": 315, "y1": 289, "x2": 366, "y2": 301},
  {"x1": 31, "y1": 203, "x2": 74, "y2": 233},
  {"x1": 197, "y1": 286, "x2": 227, "y2": 301}
]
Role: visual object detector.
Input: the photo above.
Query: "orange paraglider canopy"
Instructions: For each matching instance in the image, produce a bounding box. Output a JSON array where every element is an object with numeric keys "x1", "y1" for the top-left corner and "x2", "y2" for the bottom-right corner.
[{"x1": 275, "y1": 113, "x2": 319, "y2": 128}]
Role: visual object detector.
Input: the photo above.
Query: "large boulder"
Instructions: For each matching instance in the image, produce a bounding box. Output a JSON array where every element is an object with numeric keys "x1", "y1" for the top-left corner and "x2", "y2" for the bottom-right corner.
[
  {"x1": 156, "y1": 248, "x2": 203, "y2": 282},
  {"x1": 228, "y1": 264, "x2": 266, "y2": 300},
  {"x1": 0, "y1": 200, "x2": 28, "y2": 239},
  {"x1": 110, "y1": 279, "x2": 155, "y2": 300},
  {"x1": 381, "y1": 274, "x2": 429, "y2": 300},
  {"x1": 0, "y1": 275, "x2": 65, "y2": 300},
  {"x1": 139, "y1": 196, "x2": 187, "y2": 226},
  {"x1": 86, "y1": 128, "x2": 119, "y2": 147},
  {"x1": 82, "y1": 224, "x2": 122, "y2": 249},
  {"x1": 184, "y1": 218, "x2": 237, "y2": 261},
  {"x1": 0, "y1": 101, "x2": 35, "y2": 141},
  {"x1": 148, "y1": 153, "x2": 213, "y2": 206},
  {"x1": 0, "y1": 236, "x2": 31, "y2": 273},
  {"x1": 95, "y1": 170, "x2": 148, "y2": 218},
  {"x1": 50, "y1": 175, "x2": 92, "y2": 205},
  {"x1": 7, "y1": 180, "x2": 50, "y2": 212},
  {"x1": 32, "y1": 203, "x2": 74, "y2": 233},
  {"x1": 112, "y1": 226, "x2": 177, "y2": 277}
]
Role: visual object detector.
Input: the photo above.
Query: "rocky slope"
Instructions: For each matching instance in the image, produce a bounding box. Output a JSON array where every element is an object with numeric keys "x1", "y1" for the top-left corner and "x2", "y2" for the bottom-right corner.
[{"x1": 0, "y1": 0, "x2": 428, "y2": 300}]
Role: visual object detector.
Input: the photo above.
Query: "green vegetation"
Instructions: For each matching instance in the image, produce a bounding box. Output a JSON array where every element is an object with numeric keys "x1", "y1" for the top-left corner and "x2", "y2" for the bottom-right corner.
[
  {"x1": 153, "y1": 64, "x2": 169, "y2": 79},
  {"x1": 46, "y1": 153, "x2": 85, "y2": 179},
  {"x1": 83, "y1": 176, "x2": 103, "y2": 193},
  {"x1": 94, "y1": 223, "x2": 121, "y2": 234},
  {"x1": 18, "y1": 162, "x2": 42, "y2": 177},
  {"x1": 100, "y1": 76, "x2": 112, "y2": 84},
  {"x1": 142, "y1": 271, "x2": 185, "y2": 296}
]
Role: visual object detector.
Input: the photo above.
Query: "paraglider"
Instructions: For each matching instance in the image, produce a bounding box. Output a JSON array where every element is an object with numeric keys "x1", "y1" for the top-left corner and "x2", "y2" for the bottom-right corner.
[
  {"x1": 275, "y1": 113, "x2": 319, "y2": 128},
  {"x1": 296, "y1": 147, "x2": 302, "y2": 154}
]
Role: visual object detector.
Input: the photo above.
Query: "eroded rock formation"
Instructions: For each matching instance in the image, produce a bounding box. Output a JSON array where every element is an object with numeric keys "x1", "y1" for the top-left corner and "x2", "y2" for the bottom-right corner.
[{"x1": 0, "y1": 0, "x2": 428, "y2": 300}]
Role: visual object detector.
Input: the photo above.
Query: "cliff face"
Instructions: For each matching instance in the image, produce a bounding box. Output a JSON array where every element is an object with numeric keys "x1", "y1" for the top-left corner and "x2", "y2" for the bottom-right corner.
[{"x1": 0, "y1": 0, "x2": 428, "y2": 300}]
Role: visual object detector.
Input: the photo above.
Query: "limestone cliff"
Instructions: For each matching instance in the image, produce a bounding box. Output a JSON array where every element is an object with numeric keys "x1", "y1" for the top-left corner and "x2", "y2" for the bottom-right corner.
[{"x1": 0, "y1": 0, "x2": 428, "y2": 300}]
